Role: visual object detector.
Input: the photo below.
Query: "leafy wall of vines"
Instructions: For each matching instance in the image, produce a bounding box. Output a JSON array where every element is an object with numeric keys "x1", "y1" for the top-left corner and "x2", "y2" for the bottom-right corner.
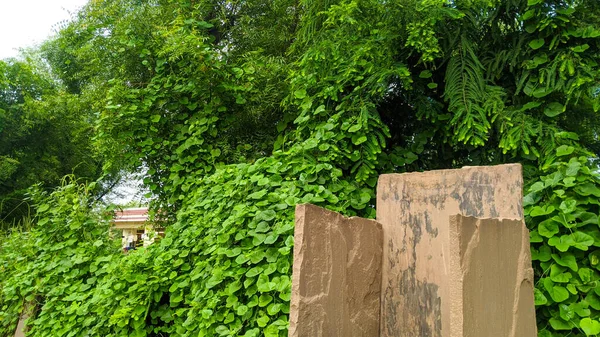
[{"x1": 1, "y1": 0, "x2": 600, "y2": 336}]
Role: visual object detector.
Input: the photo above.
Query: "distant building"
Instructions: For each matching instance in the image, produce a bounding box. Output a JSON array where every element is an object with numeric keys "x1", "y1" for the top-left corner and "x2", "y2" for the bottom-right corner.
[{"x1": 112, "y1": 207, "x2": 162, "y2": 251}]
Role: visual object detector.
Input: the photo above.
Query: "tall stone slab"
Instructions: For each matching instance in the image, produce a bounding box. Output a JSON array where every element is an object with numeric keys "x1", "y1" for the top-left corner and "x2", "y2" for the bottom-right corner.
[
  {"x1": 13, "y1": 315, "x2": 28, "y2": 337},
  {"x1": 13, "y1": 302, "x2": 32, "y2": 337},
  {"x1": 448, "y1": 215, "x2": 536, "y2": 337},
  {"x1": 376, "y1": 164, "x2": 525, "y2": 337},
  {"x1": 289, "y1": 204, "x2": 383, "y2": 337}
]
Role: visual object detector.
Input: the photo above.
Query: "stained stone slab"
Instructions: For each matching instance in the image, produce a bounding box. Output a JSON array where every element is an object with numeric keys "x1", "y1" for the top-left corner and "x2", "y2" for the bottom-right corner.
[
  {"x1": 449, "y1": 215, "x2": 536, "y2": 337},
  {"x1": 13, "y1": 316, "x2": 27, "y2": 337},
  {"x1": 13, "y1": 303, "x2": 31, "y2": 337},
  {"x1": 376, "y1": 164, "x2": 525, "y2": 337},
  {"x1": 289, "y1": 204, "x2": 383, "y2": 337}
]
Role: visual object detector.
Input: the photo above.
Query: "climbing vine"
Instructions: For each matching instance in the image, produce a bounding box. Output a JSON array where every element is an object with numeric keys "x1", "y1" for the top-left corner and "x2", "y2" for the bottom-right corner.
[
  {"x1": 0, "y1": 179, "x2": 121, "y2": 336},
  {"x1": 527, "y1": 148, "x2": 600, "y2": 336},
  {"x1": 1, "y1": 0, "x2": 600, "y2": 336}
]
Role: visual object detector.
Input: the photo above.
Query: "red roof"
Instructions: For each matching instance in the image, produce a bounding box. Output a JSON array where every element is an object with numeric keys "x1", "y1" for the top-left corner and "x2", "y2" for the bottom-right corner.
[{"x1": 113, "y1": 207, "x2": 148, "y2": 224}]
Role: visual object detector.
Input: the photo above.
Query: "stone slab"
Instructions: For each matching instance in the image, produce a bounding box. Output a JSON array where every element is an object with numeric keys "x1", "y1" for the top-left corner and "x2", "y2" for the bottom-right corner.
[
  {"x1": 449, "y1": 215, "x2": 536, "y2": 337},
  {"x1": 376, "y1": 164, "x2": 524, "y2": 337},
  {"x1": 13, "y1": 302, "x2": 31, "y2": 337},
  {"x1": 289, "y1": 204, "x2": 383, "y2": 337}
]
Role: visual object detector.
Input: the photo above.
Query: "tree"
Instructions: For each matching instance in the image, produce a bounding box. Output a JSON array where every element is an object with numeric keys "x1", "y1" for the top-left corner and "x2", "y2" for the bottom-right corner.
[{"x1": 0, "y1": 58, "x2": 103, "y2": 226}]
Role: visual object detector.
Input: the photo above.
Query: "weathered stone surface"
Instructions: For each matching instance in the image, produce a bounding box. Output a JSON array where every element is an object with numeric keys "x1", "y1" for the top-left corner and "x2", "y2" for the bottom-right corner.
[
  {"x1": 449, "y1": 215, "x2": 536, "y2": 337},
  {"x1": 289, "y1": 204, "x2": 383, "y2": 337},
  {"x1": 13, "y1": 317, "x2": 27, "y2": 337},
  {"x1": 13, "y1": 303, "x2": 31, "y2": 337},
  {"x1": 376, "y1": 164, "x2": 525, "y2": 337}
]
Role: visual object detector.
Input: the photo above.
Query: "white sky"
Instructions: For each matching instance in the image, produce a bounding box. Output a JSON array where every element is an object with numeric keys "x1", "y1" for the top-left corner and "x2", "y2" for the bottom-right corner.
[{"x1": 0, "y1": 0, "x2": 89, "y2": 59}]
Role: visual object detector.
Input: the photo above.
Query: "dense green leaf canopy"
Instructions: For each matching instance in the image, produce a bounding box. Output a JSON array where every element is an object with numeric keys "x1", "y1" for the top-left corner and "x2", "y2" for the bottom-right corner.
[
  {"x1": 1, "y1": 0, "x2": 600, "y2": 336},
  {"x1": 0, "y1": 58, "x2": 103, "y2": 226}
]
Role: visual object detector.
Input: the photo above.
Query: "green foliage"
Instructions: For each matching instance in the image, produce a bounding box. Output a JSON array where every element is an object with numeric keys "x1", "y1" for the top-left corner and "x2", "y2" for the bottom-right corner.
[
  {"x1": 3, "y1": 1, "x2": 386, "y2": 335},
  {"x1": 0, "y1": 178, "x2": 121, "y2": 336},
  {"x1": 0, "y1": 159, "x2": 373, "y2": 337},
  {"x1": 0, "y1": 0, "x2": 600, "y2": 336},
  {"x1": 444, "y1": 36, "x2": 506, "y2": 146},
  {"x1": 0, "y1": 58, "x2": 104, "y2": 226},
  {"x1": 526, "y1": 150, "x2": 600, "y2": 336},
  {"x1": 87, "y1": 157, "x2": 372, "y2": 336}
]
